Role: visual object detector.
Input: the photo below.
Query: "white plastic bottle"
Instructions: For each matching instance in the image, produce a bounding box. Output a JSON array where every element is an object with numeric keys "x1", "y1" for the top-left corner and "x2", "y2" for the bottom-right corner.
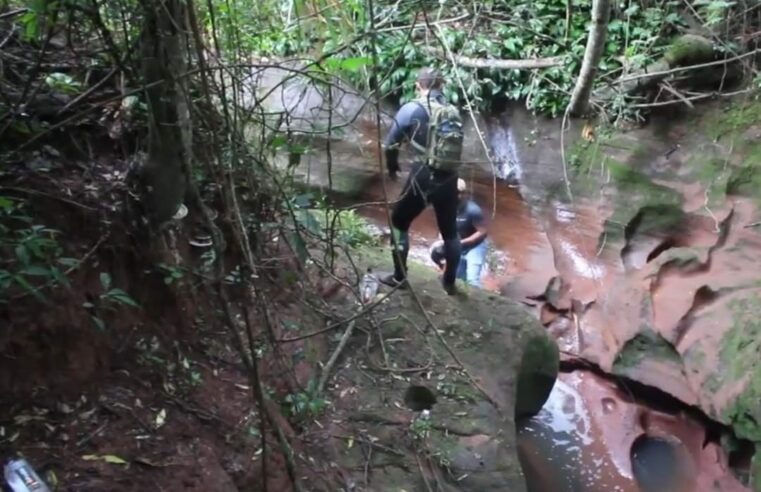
[
  {"x1": 4, "y1": 459, "x2": 51, "y2": 492},
  {"x1": 360, "y1": 268, "x2": 379, "y2": 304}
]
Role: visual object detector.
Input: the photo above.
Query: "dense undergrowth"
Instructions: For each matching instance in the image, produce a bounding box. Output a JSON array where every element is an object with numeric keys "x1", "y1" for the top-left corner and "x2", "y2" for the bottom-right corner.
[
  {"x1": 248, "y1": 0, "x2": 760, "y2": 116},
  {"x1": 0, "y1": 1, "x2": 381, "y2": 488}
]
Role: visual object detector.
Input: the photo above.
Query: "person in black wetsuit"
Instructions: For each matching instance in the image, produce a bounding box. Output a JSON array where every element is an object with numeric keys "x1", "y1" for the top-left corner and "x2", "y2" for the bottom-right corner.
[{"x1": 379, "y1": 68, "x2": 461, "y2": 295}]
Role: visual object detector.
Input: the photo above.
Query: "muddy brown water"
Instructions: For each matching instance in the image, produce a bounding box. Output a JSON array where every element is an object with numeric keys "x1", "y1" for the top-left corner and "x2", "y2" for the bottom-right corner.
[{"x1": 350, "y1": 168, "x2": 556, "y2": 292}]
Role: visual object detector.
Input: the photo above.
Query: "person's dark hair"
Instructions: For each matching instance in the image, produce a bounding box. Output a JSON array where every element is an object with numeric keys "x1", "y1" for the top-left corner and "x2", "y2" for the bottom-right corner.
[{"x1": 416, "y1": 68, "x2": 444, "y2": 90}]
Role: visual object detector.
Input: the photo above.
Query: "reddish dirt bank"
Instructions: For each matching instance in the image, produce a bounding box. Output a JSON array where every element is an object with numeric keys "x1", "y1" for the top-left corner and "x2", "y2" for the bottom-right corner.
[{"x1": 0, "y1": 160, "x2": 344, "y2": 491}]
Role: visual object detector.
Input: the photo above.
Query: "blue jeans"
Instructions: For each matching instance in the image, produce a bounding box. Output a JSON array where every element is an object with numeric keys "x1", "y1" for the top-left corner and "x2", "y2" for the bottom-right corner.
[{"x1": 456, "y1": 241, "x2": 488, "y2": 288}]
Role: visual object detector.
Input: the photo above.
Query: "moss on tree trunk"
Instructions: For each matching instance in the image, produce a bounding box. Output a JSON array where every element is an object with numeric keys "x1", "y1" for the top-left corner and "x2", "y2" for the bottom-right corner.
[{"x1": 139, "y1": 0, "x2": 192, "y2": 225}]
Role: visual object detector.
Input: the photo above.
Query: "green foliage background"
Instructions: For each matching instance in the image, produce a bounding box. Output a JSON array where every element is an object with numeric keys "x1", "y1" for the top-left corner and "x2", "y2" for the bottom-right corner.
[{"x1": 238, "y1": 0, "x2": 722, "y2": 116}]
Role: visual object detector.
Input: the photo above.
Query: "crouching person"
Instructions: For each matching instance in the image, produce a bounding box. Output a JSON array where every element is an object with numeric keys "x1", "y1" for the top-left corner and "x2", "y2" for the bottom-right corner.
[{"x1": 431, "y1": 178, "x2": 489, "y2": 288}]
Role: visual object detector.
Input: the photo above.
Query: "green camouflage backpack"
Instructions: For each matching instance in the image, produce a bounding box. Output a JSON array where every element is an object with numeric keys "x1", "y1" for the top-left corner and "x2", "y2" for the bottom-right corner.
[{"x1": 411, "y1": 97, "x2": 464, "y2": 173}]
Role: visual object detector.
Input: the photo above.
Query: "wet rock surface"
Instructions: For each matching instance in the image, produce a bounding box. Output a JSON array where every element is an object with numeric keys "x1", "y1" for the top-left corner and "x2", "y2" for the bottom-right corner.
[
  {"x1": 508, "y1": 99, "x2": 761, "y2": 490},
  {"x1": 518, "y1": 370, "x2": 748, "y2": 492},
  {"x1": 307, "y1": 250, "x2": 558, "y2": 491}
]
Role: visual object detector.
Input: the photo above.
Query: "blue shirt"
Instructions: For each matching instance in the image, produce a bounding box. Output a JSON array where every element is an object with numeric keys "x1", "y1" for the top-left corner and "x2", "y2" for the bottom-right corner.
[{"x1": 457, "y1": 200, "x2": 487, "y2": 249}]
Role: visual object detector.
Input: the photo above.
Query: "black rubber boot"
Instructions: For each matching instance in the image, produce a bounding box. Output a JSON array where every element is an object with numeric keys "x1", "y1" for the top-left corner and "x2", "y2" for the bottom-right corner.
[
  {"x1": 379, "y1": 273, "x2": 408, "y2": 289},
  {"x1": 380, "y1": 230, "x2": 409, "y2": 289},
  {"x1": 441, "y1": 238, "x2": 461, "y2": 295}
]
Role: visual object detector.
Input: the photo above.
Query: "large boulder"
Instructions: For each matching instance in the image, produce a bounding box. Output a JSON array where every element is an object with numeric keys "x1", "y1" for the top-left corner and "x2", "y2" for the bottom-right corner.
[
  {"x1": 307, "y1": 247, "x2": 559, "y2": 491},
  {"x1": 249, "y1": 61, "x2": 520, "y2": 198}
]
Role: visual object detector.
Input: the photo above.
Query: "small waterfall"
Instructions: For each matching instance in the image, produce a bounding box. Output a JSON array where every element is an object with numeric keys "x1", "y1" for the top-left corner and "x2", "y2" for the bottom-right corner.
[{"x1": 486, "y1": 116, "x2": 523, "y2": 185}]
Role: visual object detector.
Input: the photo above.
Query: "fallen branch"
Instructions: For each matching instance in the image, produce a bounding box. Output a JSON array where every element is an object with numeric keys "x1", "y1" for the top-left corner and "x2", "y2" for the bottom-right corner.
[
  {"x1": 0, "y1": 186, "x2": 98, "y2": 211},
  {"x1": 422, "y1": 46, "x2": 563, "y2": 69},
  {"x1": 332, "y1": 433, "x2": 405, "y2": 457},
  {"x1": 0, "y1": 8, "x2": 28, "y2": 20},
  {"x1": 278, "y1": 284, "x2": 402, "y2": 343},
  {"x1": 659, "y1": 81, "x2": 695, "y2": 109},
  {"x1": 603, "y1": 45, "x2": 760, "y2": 96},
  {"x1": 629, "y1": 87, "x2": 752, "y2": 108},
  {"x1": 376, "y1": 13, "x2": 470, "y2": 33},
  {"x1": 317, "y1": 319, "x2": 357, "y2": 394}
]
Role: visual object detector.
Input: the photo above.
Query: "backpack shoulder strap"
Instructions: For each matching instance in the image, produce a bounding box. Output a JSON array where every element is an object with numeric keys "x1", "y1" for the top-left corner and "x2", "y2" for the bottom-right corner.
[
  {"x1": 413, "y1": 96, "x2": 446, "y2": 114},
  {"x1": 409, "y1": 97, "x2": 436, "y2": 154}
]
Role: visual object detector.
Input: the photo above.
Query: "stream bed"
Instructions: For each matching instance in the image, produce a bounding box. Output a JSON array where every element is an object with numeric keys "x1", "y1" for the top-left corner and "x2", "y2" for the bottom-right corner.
[{"x1": 516, "y1": 370, "x2": 749, "y2": 491}]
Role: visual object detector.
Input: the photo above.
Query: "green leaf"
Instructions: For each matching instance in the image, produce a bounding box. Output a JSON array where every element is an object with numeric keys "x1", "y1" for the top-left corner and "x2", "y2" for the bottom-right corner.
[
  {"x1": 339, "y1": 56, "x2": 370, "y2": 72},
  {"x1": 270, "y1": 135, "x2": 288, "y2": 149},
  {"x1": 0, "y1": 271, "x2": 11, "y2": 290},
  {"x1": 15, "y1": 245, "x2": 30, "y2": 266},
  {"x1": 624, "y1": 4, "x2": 641, "y2": 16},
  {"x1": 293, "y1": 193, "x2": 314, "y2": 208},
  {"x1": 90, "y1": 316, "x2": 106, "y2": 331},
  {"x1": 297, "y1": 210, "x2": 322, "y2": 235},
  {"x1": 57, "y1": 257, "x2": 80, "y2": 267},
  {"x1": 100, "y1": 272, "x2": 111, "y2": 290},
  {"x1": 288, "y1": 232, "x2": 308, "y2": 265},
  {"x1": 50, "y1": 267, "x2": 69, "y2": 287},
  {"x1": 103, "y1": 455, "x2": 128, "y2": 465},
  {"x1": 21, "y1": 11, "x2": 38, "y2": 40},
  {"x1": 14, "y1": 275, "x2": 45, "y2": 302},
  {"x1": 155, "y1": 409, "x2": 167, "y2": 428},
  {"x1": 20, "y1": 266, "x2": 50, "y2": 276},
  {"x1": 107, "y1": 288, "x2": 140, "y2": 308},
  {"x1": 81, "y1": 454, "x2": 127, "y2": 465}
]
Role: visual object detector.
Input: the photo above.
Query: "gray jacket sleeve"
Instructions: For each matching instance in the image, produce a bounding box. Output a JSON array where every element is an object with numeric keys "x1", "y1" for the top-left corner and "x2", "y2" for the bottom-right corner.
[
  {"x1": 384, "y1": 102, "x2": 421, "y2": 150},
  {"x1": 383, "y1": 102, "x2": 425, "y2": 172}
]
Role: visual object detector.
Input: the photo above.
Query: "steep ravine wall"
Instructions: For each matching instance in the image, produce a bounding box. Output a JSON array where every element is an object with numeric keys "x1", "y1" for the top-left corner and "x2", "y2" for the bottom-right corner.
[{"x1": 526, "y1": 95, "x2": 761, "y2": 489}]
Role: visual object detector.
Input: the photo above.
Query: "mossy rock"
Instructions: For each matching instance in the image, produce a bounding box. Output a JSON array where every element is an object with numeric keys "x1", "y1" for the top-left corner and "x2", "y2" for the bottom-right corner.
[
  {"x1": 624, "y1": 204, "x2": 687, "y2": 240},
  {"x1": 752, "y1": 446, "x2": 761, "y2": 492},
  {"x1": 664, "y1": 34, "x2": 714, "y2": 67},
  {"x1": 718, "y1": 294, "x2": 761, "y2": 442},
  {"x1": 515, "y1": 333, "x2": 559, "y2": 419},
  {"x1": 613, "y1": 329, "x2": 683, "y2": 372}
]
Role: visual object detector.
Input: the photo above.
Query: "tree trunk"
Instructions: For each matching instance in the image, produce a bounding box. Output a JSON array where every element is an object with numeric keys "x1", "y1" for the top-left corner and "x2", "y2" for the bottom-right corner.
[
  {"x1": 567, "y1": 0, "x2": 611, "y2": 117},
  {"x1": 139, "y1": 0, "x2": 192, "y2": 224}
]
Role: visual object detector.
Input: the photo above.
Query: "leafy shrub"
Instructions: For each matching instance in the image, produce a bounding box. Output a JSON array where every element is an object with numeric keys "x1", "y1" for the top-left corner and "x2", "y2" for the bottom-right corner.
[
  {"x1": 0, "y1": 196, "x2": 74, "y2": 302},
  {"x1": 241, "y1": 0, "x2": 688, "y2": 116}
]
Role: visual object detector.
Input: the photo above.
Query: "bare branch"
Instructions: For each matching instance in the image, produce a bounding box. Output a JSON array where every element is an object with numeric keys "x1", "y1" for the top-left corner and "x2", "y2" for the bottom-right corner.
[{"x1": 422, "y1": 46, "x2": 564, "y2": 69}]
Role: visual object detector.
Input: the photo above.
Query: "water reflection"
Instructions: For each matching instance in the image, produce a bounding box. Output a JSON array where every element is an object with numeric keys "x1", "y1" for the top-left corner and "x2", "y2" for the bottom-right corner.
[{"x1": 517, "y1": 371, "x2": 639, "y2": 492}]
